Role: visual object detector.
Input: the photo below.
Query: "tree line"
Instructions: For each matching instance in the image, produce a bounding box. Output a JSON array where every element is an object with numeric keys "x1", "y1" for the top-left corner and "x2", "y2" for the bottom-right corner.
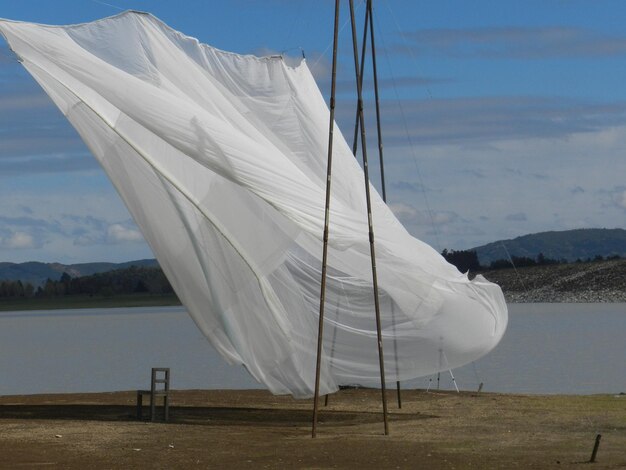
[
  {"x1": 441, "y1": 249, "x2": 621, "y2": 273},
  {"x1": 0, "y1": 266, "x2": 175, "y2": 299},
  {"x1": 1, "y1": 254, "x2": 622, "y2": 299}
]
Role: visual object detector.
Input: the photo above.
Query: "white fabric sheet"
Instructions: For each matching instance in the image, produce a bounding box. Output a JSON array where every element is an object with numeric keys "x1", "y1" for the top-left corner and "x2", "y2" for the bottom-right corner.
[{"x1": 0, "y1": 11, "x2": 507, "y2": 397}]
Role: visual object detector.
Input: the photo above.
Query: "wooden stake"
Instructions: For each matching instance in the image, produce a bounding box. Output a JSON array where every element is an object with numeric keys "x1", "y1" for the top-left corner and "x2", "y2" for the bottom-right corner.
[{"x1": 589, "y1": 434, "x2": 602, "y2": 463}]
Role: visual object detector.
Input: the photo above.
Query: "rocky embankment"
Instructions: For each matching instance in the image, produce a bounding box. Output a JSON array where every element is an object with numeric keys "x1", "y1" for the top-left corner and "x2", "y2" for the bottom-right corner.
[{"x1": 474, "y1": 259, "x2": 626, "y2": 303}]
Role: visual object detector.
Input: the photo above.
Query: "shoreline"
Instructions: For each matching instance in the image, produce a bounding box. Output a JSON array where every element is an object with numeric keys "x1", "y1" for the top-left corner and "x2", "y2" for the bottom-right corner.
[
  {"x1": 477, "y1": 259, "x2": 626, "y2": 303},
  {"x1": 1, "y1": 389, "x2": 624, "y2": 469},
  {"x1": 1, "y1": 296, "x2": 624, "y2": 314},
  {"x1": 1, "y1": 259, "x2": 624, "y2": 311},
  {"x1": 505, "y1": 294, "x2": 626, "y2": 303},
  {"x1": 0, "y1": 293, "x2": 181, "y2": 312}
]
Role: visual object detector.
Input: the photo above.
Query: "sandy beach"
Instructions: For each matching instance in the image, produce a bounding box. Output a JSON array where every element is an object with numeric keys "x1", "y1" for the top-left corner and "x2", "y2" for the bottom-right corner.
[{"x1": 0, "y1": 388, "x2": 624, "y2": 469}]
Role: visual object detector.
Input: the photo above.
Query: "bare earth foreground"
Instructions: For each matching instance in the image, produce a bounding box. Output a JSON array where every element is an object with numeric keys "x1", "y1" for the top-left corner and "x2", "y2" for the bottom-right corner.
[{"x1": 0, "y1": 389, "x2": 624, "y2": 469}]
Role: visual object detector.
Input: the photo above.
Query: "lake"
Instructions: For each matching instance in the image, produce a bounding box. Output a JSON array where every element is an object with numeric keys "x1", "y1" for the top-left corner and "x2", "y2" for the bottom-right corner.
[{"x1": 0, "y1": 303, "x2": 624, "y2": 396}]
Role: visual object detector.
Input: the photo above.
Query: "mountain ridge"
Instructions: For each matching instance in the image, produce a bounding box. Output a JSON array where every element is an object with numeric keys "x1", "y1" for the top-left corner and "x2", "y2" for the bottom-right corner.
[
  {"x1": 469, "y1": 228, "x2": 626, "y2": 265},
  {"x1": 2, "y1": 228, "x2": 625, "y2": 285},
  {"x1": 0, "y1": 259, "x2": 158, "y2": 287}
]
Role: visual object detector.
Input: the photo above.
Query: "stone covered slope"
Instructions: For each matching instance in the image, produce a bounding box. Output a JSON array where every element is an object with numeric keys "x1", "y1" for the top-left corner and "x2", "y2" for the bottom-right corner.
[{"x1": 475, "y1": 259, "x2": 626, "y2": 303}]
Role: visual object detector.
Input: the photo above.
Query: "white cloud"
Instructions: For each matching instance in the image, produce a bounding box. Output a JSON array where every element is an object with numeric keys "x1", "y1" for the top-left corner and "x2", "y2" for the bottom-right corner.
[
  {"x1": 613, "y1": 188, "x2": 626, "y2": 210},
  {"x1": 0, "y1": 184, "x2": 153, "y2": 262},
  {"x1": 505, "y1": 212, "x2": 528, "y2": 222},
  {"x1": 431, "y1": 211, "x2": 459, "y2": 226},
  {"x1": 389, "y1": 202, "x2": 460, "y2": 227},
  {"x1": 388, "y1": 202, "x2": 418, "y2": 220},
  {"x1": 106, "y1": 223, "x2": 144, "y2": 244},
  {"x1": 73, "y1": 234, "x2": 99, "y2": 246},
  {"x1": 303, "y1": 52, "x2": 331, "y2": 82},
  {"x1": 379, "y1": 120, "x2": 626, "y2": 250},
  {"x1": 1, "y1": 231, "x2": 37, "y2": 249},
  {"x1": 356, "y1": 96, "x2": 626, "y2": 147},
  {"x1": 398, "y1": 26, "x2": 626, "y2": 60}
]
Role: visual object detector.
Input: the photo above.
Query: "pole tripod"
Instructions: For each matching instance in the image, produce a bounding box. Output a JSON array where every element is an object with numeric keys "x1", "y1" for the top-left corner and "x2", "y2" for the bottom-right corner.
[
  {"x1": 349, "y1": 0, "x2": 401, "y2": 410},
  {"x1": 312, "y1": 0, "x2": 389, "y2": 437}
]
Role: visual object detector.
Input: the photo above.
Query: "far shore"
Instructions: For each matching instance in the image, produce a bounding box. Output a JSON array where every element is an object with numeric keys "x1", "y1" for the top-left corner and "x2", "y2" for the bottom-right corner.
[
  {"x1": 0, "y1": 388, "x2": 624, "y2": 469},
  {"x1": 477, "y1": 258, "x2": 626, "y2": 303},
  {"x1": 0, "y1": 293, "x2": 181, "y2": 312},
  {"x1": 1, "y1": 258, "x2": 625, "y2": 312},
  {"x1": 1, "y1": 293, "x2": 625, "y2": 313}
]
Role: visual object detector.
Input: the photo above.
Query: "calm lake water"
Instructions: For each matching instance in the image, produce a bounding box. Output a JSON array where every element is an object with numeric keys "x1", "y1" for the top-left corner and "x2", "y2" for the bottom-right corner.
[{"x1": 0, "y1": 303, "x2": 624, "y2": 396}]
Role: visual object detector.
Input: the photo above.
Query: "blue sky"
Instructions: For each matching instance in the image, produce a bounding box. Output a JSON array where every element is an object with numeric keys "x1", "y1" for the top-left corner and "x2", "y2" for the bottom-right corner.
[{"x1": 1, "y1": 0, "x2": 625, "y2": 263}]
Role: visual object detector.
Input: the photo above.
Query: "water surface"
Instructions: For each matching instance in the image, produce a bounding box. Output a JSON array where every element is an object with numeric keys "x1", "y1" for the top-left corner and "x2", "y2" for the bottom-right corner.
[
  {"x1": 0, "y1": 306, "x2": 259, "y2": 395},
  {"x1": 411, "y1": 303, "x2": 626, "y2": 394},
  {"x1": 1, "y1": 303, "x2": 624, "y2": 395}
]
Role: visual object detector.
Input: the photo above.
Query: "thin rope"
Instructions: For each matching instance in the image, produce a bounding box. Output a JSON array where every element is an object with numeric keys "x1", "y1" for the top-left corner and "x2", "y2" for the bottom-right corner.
[
  {"x1": 381, "y1": 0, "x2": 433, "y2": 100},
  {"x1": 381, "y1": 0, "x2": 600, "y2": 436},
  {"x1": 311, "y1": 0, "x2": 365, "y2": 70},
  {"x1": 499, "y1": 241, "x2": 530, "y2": 293},
  {"x1": 373, "y1": 8, "x2": 443, "y2": 252},
  {"x1": 279, "y1": 46, "x2": 305, "y2": 58},
  {"x1": 90, "y1": 0, "x2": 125, "y2": 11},
  {"x1": 499, "y1": 241, "x2": 596, "y2": 429},
  {"x1": 282, "y1": 1, "x2": 304, "y2": 51}
]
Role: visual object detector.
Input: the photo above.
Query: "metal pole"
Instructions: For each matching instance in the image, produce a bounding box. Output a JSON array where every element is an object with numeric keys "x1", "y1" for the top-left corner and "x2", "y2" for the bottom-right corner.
[
  {"x1": 312, "y1": 0, "x2": 341, "y2": 439},
  {"x1": 367, "y1": 0, "x2": 400, "y2": 409},
  {"x1": 349, "y1": 0, "x2": 389, "y2": 435}
]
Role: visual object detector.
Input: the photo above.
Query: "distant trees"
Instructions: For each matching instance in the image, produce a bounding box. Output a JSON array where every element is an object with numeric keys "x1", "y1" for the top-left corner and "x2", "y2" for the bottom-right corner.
[
  {"x1": 60, "y1": 266, "x2": 175, "y2": 297},
  {"x1": 487, "y1": 252, "x2": 560, "y2": 270},
  {"x1": 441, "y1": 249, "x2": 481, "y2": 273},
  {"x1": 0, "y1": 266, "x2": 175, "y2": 300},
  {"x1": 440, "y1": 249, "x2": 620, "y2": 272},
  {"x1": 0, "y1": 280, "x2": 32, "y2": 298},
  {"x1": 2, "y1": 251, "x2": 623, "y2": 302}
]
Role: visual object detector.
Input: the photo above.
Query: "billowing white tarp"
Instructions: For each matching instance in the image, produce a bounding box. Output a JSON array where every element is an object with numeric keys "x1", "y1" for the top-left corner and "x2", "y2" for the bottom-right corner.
[{"x1": 0, "y1": 11, "x2": 507, "y2": 397}]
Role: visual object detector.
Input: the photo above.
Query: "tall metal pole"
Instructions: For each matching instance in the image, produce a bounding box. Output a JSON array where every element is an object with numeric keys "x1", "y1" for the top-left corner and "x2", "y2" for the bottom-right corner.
[
  {"x1": 349, "y1": 0, "x2": 389, "y2": 435},
  {"x1": 312, "y1": 0, "x2": 341, "y2": 439},
  {"x1": 366, "y1": 0, "x2": 400, "y2": 409}
]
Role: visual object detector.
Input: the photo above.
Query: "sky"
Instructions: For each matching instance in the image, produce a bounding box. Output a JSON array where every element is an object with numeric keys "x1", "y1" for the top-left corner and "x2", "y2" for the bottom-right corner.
[{"x1": 1, "y1": 0, "x2": 625, "y2": 264}]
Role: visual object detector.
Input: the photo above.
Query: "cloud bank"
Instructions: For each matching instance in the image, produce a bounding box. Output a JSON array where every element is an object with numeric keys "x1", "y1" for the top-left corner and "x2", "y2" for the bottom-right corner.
[{"x1": 396, "y1": 26, "x2": 626, "y2": 59}]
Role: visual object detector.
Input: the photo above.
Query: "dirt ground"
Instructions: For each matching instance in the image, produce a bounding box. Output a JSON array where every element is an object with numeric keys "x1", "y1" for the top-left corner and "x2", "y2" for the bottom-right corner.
[{"x1": 0, "y1": 388, "x2": 624, "y2": 469}]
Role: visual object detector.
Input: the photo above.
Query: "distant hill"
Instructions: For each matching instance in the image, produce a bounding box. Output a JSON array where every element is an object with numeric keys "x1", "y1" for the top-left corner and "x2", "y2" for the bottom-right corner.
[
  {"x1": 0, "y1": 259, "x2": 159, "y2": 287},
  {"x1": 470, "y1": 228, "x2": 626, "y2": 265},
  {"x1": 4, "y1": 227, "x2": 626, "y2": 285}
]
